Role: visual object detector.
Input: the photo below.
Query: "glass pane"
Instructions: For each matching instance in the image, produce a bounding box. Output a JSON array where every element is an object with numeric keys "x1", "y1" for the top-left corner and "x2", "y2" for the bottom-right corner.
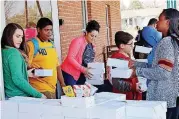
[{"x1": 4, "y1": 1, "x2": 52, "y2": 41}]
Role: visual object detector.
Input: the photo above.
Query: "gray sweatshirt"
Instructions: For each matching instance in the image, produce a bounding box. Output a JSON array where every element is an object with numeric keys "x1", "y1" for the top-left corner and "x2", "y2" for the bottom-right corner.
[{"x1": 135, "y1": 36, "x2": 179, "y2": 108}]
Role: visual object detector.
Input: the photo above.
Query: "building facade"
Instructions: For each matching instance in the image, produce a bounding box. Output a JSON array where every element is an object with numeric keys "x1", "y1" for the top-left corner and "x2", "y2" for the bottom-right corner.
[{"x1": 58, "y1": 1, "x2": 121, "y2": 61}]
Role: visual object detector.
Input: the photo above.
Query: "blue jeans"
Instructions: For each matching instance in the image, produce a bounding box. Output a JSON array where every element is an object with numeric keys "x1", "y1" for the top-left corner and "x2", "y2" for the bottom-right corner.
[
  {"x1": 76, "y1": 73, "x2": 86, "y2": 85},
  {"x1": 62, "y1": 70, "x2": 77, "y2": 85},
  {"x1": 62, "y1": 70, "x2": 86, "y2": 86}
]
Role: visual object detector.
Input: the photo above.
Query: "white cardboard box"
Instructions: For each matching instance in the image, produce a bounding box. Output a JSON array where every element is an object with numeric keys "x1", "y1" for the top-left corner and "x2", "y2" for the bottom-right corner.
[
  {"x1": 111, "y1": 69, "x2": 132, "y2": 78},
  {"x1": 63, "y1": 100, "x2": 126, "y2": 119},
  {"x1": 18, "y1": 113, "x2": 42, "y2": 119},
  {"x1": 126, "y1": 100, "x2": 167, "y2": 119},
  {"x1": 1, "y1": 110, "x2": 18, "y2": 119},
  {"x1": 135, "y1": 59, "x2": 148, "y2": 63},
  {"x1": 107, "y1": 58, "x2": 129, "y2": 68},
  {"x1": 35, "y1": 69, "x2": 53, "y2": 76},
  {"x1": 95, "y1": 92, "x2": 126, "y2": 102},
  {"x1": 88, "y1": 68, "x2": 104, "y2": 75},
  {"x1": 137, "y1": 77, "x2": 147, "y2": 92},
  {"x1": 0, "y1": 100, "x2": 18, "y2": 111},
  {"x1": 65, "y1": 117, "x2": 90, "y2": 119},
  {"x1": 62, "y1": 106, "x2": 91, "y2": 118},
  {"x1": 9, "y1": 97, "x2": 63, "y2": 115},
  {"x1": 88, "y1": 62, "x2": 105, "y2": 72},
  {"x1": 61, "y1": 96, "x2": 95, "y2": 108},
  {"x1": 0, "y1": 100, "x2": 18, "y2": 119},
  {"x1": 11, "y1": 99, "x2": 45, "y2": 114},
  {"x1": 63, "y1": 93, "x2": 125, "y2": 119},
  {"x1": 127, "y1": 117, "x2": 155, "y2": 119},
  {"x1": 87, "y1": 63, "x2": 105, "y2": 85},
  {"x1": 90, "y1": 100, "x2": 126, "y2": 119},
  {"x1": 41, "y1": 114, "x2": 64, "y2": 119},
  {"x1": 87, "y1": 74, "x2": 104, "y2": 85},
  {"x1": 135, "y1": 45, "x2": 152, "y2": 54}
]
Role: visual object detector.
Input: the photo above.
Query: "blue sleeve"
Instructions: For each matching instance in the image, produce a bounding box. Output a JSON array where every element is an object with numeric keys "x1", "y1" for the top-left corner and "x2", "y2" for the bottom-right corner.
[
  {"x1": 142, "y1": 30, "x2": 162, "y2": 47},
  {"x1": 155, "y1": 32, "x2": 162, "y2": 42}
]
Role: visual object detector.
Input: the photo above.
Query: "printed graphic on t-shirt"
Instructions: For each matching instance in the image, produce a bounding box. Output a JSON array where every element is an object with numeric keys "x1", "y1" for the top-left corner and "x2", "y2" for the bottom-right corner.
[{"x1": 39, "y1": 49, "x2": 47, "y2": 55}]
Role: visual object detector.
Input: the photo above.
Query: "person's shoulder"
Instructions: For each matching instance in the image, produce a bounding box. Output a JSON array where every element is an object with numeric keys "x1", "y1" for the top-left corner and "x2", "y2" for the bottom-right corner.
[
  {"x1": 111, "y1": 52, "x2": 122, "y2": 58},
  {"x1": 5, "y1": 47, "x2": 19, "y2": 53},
  {"x1": 161, "y1": 36, "x2": 172, "y2": 43},
  {"x1": 26, "y1": 37, "x2": 38, "y2": 47},
  {"x1": 142, "y1": 26, "x2": 151, "y2": 34},
  {"x1": 158, "y1": 36, "x2": 172, "y2": 47},
  {"x1": 72, "y1": 36, "x2": 85, "y2": 44},
  {"x1": 2, "y1": 47, "x2": 21, "y2": 58}
]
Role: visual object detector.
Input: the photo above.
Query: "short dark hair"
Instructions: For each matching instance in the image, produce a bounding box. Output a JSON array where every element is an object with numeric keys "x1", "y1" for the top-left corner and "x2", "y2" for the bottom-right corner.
[
  {"x1": 1, "y1": 23, "x2": 25, "y2": 51},
  {"x1": 148, "y1": 18, "x2": 158, "y2": 26},
  {"x1": 86, "y1": 20, "x2": 100, "y2": 33},
  {"x1": 59, "y1": 19, "x2": 64, "y2": 26},
  {"x1": 115, "y1": 31, "x2": 133, "y2": 48},
  {"x1": 36, "y1": 17, "x2": 53, "y2": 29}
]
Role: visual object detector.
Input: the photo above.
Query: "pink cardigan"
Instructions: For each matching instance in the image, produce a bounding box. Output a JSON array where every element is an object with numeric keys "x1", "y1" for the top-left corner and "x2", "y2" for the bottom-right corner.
[{"x1": 61, "y1": 36, "x2": 89, "y2": 80}]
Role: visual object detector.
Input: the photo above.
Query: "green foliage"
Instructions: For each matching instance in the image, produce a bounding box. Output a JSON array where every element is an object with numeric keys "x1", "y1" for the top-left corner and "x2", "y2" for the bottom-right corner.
[
  {"x1": 6, "y1": 13, "x2": 26, "y2": 28},
  {"x1": 129, "y1": 0, "x2": 144, "y2": 10}
]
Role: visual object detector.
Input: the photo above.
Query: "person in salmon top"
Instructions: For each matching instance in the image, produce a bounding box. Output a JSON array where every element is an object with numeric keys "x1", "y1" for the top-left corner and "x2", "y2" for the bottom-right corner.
[{"x1": 61, "y1": 20, "x2": 100, "y2": 86}]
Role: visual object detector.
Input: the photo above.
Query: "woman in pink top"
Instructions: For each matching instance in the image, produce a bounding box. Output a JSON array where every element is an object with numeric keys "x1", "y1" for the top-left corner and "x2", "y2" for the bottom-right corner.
[{"x1": 61, "y1": 20, "x2": 100, "y2": 85}]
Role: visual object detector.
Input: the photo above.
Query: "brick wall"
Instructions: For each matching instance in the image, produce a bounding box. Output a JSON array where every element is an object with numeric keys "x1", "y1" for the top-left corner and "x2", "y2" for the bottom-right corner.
[
  {"x1": 57, "y1": 1, "x2": 121, "y2": 62},
  {"x1": 58, "y1": 1, "x2": 84, "y2": 60},
  {"x1": 87, "y1": 1, "x2": 121, "y2": 61}
]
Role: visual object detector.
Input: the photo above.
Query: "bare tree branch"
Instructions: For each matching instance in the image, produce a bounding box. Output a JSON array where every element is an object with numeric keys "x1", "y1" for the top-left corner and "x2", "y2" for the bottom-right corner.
[{"x1": 4, "y1": 1, "x2": 15, "y2": 20}]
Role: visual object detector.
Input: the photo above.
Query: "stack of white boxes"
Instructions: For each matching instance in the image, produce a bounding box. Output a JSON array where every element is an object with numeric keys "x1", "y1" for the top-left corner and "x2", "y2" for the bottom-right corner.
[
  {"x1": 86, "y1": 62, "x2": 105, "y2": 85},
  {"x1": 134, "y1": 45, "x2": 153, "y2": 63},
  {"x1": 2, "y1": 97, "x2": 64, "y2": 119},
  {"x1": 0, "y1": 92, "x2": 167, "y2": 119},
  {"x1": 125, "y1": 100, "x2": 167, "y2": 119},
  {"x1": 107, "y1": 58, "x2": 147, "y2": 91},
  {"x1": 107, "y1": 58, "x2": 132, "y2": 79},
  {"x1": 135, "y1": 45, "x2": 152, "y2": 54},
  {"x1": 0, "y1": 100, "x2": 18, "y2": 119},
  {"x1": 61, "y1": 92, "x2": 126, "y2": 119}
]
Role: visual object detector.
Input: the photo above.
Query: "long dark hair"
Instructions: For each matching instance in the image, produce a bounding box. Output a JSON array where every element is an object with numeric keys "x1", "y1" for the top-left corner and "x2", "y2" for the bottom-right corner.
[
  {"x1": 168, "y1": 18, "x2": 179, "y2": 46},
  {"x1": 1, "y1": 23, "x2": 26, "y2": 51},
  {"x1": 161, "y1": 8, "x2": 179, "y2": 45}
]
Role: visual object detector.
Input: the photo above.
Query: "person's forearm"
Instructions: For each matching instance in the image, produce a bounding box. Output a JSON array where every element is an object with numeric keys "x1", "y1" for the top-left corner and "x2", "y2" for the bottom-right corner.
[
  {"x1": 134, "y1": 61, "x2": 149, "y2": 68},
  {"x1": 57, "y1": 66, "x2": 66, "y2": 87},
  {"x1": 136, "y1": 65, "x2": 172, "y2": 81}
]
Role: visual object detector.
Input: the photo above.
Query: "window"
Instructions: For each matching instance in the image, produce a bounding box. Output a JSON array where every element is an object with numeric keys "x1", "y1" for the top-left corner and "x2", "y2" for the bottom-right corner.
[{"x1": 82, "y1": 0, "x2": 88, "y2": 32}]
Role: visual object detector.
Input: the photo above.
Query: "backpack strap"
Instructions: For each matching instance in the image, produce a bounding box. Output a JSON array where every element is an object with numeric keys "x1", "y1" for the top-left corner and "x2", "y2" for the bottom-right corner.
[
  {"x1": 49, "y1": 40, "x2": 55, "y2": 48},
  {"x1": 31, "y1": 38, "x2": 39, "y2": 57},
  {"x1": 30, "y1": 38, "x2": 55, "y2": 57},
  {"x1": 140, "y1": 30, "x2": 153, "y2": 47}
]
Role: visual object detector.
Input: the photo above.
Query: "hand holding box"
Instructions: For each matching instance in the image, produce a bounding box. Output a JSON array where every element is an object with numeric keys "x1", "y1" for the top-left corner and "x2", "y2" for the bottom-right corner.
[
  {"x1": 34, "y1": 69, "x2": 53, "y2": 77},
  {"x1": 111, "y1": 69, "x2": 132, "y2": 78},
  {"x1": 107, "y1": 58, "x2": 129, "y2": 68},
  {"x1": 135, "y1": 45, "x2": 152, "y2": 54}
]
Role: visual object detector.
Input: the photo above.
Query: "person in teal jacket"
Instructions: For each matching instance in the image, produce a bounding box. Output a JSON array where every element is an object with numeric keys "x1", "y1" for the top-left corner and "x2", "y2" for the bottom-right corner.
[{"x1": 1, "y1": 23, "x2": 46, "y2": 99}]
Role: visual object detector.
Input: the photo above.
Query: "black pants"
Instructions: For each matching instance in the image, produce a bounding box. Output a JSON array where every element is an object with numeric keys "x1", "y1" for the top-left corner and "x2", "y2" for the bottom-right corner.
[
  {"x1": 76, "y1": 74, "x2": 113, "y2": 93},
  {"x1": 167, "y1": 97, "x2": 179, "y2": 119},
  {"x1": 142, "y1": 91, "x2": 147, "y2": 100},
  {"x1": 76, "y1": 73, "x2": 86, "y2": 85}
]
